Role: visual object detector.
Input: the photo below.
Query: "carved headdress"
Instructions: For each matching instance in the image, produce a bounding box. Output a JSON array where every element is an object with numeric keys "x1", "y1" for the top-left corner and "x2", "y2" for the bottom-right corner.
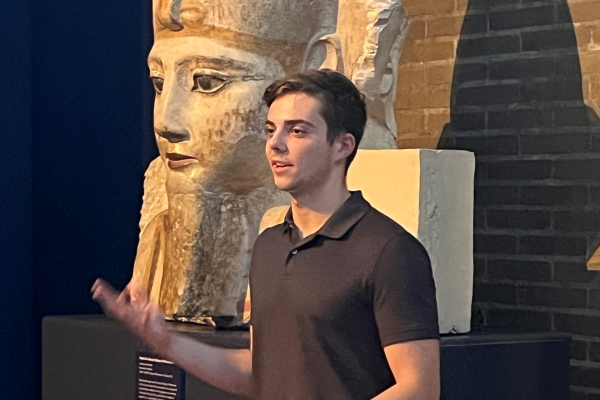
[
  {"x1": 153, "y1": 0, "x2": 340, "y2": 74},
  {"x1": 152, "y1": 0, "x2": 408, "y2": 117}
]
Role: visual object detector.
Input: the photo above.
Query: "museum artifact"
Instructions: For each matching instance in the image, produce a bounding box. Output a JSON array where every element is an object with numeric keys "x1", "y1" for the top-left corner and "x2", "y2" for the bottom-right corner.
[{"x1": 131, "y1": 0, "x2": 410, "y2": 326}]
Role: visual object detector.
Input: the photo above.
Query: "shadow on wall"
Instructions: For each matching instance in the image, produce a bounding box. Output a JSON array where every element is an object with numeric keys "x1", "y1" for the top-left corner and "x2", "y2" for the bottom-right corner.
[{"x1": 438, "y1": 0, "x2": 600, "y2": 324}]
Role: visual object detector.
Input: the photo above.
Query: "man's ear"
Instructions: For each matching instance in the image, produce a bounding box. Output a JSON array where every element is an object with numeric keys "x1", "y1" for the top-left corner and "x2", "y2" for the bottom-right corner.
[
  {"x1": 303, "y1": 33, "x2": 344, "y2": 72},
  {"x1": 336, "y1": 132, "x2": 356, "y2": 161}
]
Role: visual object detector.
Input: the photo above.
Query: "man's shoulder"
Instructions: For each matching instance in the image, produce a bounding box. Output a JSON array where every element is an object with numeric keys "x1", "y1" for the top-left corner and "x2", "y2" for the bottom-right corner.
[
  {"x1": 342, "y1": 206, "x2": 424, "y2": 265},
  {"x1": 254, "y1": 223, "x2": 286, "y2": 249},
  {"x1": 357, "y1": 206, "x2": 410, "y2": 241},
  {"x1": 257, "y1": 222, "x2": 282, "y2": 236}
]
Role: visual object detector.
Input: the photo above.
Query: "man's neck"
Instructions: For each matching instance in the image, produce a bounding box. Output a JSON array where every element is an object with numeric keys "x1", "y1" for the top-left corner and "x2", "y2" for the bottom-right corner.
[{"x1": 289, "y1": 182, "x2": 351, "y2": 239}]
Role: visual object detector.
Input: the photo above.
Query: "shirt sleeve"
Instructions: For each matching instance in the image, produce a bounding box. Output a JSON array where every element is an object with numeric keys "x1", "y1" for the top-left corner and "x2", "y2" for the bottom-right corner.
[{"x1": 370, "y1": 232, "x2": 440, "y2": 347}]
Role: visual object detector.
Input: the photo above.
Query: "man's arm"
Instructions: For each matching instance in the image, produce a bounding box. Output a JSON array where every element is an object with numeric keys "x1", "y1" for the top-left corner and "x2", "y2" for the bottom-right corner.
[
  {"x1": 91, "y1": 279, "x2": 253, "y2": 397},
  {"x1": 372, "y1": 339, "x2": 440, "y2": 400},
  {"x1": 369, "y1": 232, "x2": 441, "y2": 400}
]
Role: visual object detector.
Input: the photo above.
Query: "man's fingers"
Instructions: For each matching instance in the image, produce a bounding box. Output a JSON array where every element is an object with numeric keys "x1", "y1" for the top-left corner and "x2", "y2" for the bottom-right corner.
[
  {"x1": 118, "y1": 284, "x2": 132, "y2": 305},
  {"x1": 92, "y1": 278, "x2": 168, "y2": 347},
  {"x1": 128, "y1": 281, "x2": 149, "y2": 307},
  {"x1": 91, "y1": 279, "x2": 118, "y2": 300},
  {"x1": 91, "y1": 279, "x2": 123, "y2": 317},
  {"x1": 91, "y1": 278, "x2": 104, "y2": 293}
]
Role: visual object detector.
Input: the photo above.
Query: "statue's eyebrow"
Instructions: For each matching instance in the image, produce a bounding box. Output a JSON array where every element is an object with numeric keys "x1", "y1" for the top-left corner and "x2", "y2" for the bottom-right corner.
[
  {"x1": 176, "y1": 55, "x2": 256, "y2": 73},
  {"x1": 147, "y1": 56, "x2": 163, "y2": 66}
]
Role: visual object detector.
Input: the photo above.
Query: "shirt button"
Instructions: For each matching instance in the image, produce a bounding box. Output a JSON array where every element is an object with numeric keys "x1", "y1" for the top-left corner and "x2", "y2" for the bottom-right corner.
[{"x1": 291, "y1": 250, "x2": 298, "y2": 255}]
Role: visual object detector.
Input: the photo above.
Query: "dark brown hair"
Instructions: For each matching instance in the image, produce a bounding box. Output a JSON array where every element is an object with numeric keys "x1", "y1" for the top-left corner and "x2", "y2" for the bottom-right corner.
[{"x1": 263, "y1": 69, "x2": 367, "y2": 172}]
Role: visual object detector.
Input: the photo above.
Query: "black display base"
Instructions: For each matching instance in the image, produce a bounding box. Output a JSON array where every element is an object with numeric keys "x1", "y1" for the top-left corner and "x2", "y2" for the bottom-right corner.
[{"x1": 42, "y1": 315, "x2": 570, "y2": 400}]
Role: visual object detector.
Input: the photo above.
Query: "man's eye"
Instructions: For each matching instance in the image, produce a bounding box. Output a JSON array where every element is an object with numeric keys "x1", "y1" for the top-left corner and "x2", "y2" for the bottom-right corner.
[
  {"x1": 292, "y1": 128, "x2": 306, "y2": 135},
  {"x1": 151, "y1": 77, "x2": 164, "y2": 94},
  {"x1": 193, "y1": 74, "x2": 227, "y2": 93}
]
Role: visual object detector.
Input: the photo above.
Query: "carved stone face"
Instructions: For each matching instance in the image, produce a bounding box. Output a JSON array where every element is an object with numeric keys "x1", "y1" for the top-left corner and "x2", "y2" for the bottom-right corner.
[{"x1": 148, "y1": 36, "x2": 286, "y2": 195}]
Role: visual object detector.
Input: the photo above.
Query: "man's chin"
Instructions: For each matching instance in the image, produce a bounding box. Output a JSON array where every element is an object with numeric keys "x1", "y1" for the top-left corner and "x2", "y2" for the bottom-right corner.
[{"x1": 273, "y1": 179, "x2": 296, "y2": 193}]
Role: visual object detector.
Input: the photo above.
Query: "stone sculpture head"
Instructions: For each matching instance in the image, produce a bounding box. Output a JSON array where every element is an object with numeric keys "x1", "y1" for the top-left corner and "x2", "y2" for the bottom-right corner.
[
  {"x1": 149, "y1": 0, "x2": 339, "y2": 196},
  {"x1": 133, "y1": 0, "x2": 409, "y2": 326}
]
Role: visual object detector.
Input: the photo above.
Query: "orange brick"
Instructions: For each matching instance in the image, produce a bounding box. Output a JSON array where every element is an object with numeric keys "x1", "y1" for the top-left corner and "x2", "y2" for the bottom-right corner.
[
  {"x1": 394, "y1": 111, "x2": 426, "y2": 133},
  {"x1": 409, "y1": 20, "x2": 426, "y2": 40},
  {"x1": 396, "y1": 87, "x2": 451, "y2": 109},
  {"x1": 395, "y1": 131, "x2": 429, "y2": 140},
  {"x1": 396, "y1": 66, "x2": 426, "y2": 93},
  {"x1": 403, "y1": 0, "x2": 455, "y2": 16},
  {"x1": 427, "y1": 16, "x2": 465, "y2": 37},
  {"x1": 396, "y1": 137, "x2": 440, "y2": 150},
  {"x1": 426, "y1": 112, "x2": 451, "y2": 134},
  {"x1": 575, "y1": 25, "x2": 594, "y2": 48},
  {"x1": 401, "y1": 41, "x2": 455, "y2": 63},
  {"x1": 569, "y1": 1, "x2": 600, "y2": 23},
  {"x1": 588, "y1": 73, "x2": 600, "y2": 99},
  {"x1": 425, "y1": 63, "x2": 455, "y2": 85},
  {"x1": 589, "y1": 98, "x2": 600, "y2": 119},
  {"x1": 580, "y1": 52, "x2": 600, "y2": 73},
  {"x1": 456, "y1": 0, "x2": 470, "y2": 12},
  {"x1": 583, "y1": 74, "x2": 592, "y2": 101}
]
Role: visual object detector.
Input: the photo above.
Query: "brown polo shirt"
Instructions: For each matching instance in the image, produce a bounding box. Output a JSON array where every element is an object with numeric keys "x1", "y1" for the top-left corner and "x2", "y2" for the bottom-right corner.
[{"x1": 249, "y1": 191, "x2": 439, "y2": 400}]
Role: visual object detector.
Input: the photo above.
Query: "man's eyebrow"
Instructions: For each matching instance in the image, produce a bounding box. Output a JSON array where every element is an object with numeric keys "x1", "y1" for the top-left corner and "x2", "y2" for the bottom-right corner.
[
  {"x1": 284, "y1": 119, "x2": 317, "y2": 129},
  {"x1": 265, "y1": 119, "x2": 318, "y2": 129}
]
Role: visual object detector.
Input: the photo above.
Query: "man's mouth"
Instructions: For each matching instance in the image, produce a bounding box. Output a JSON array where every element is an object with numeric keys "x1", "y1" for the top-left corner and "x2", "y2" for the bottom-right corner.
[
  {"x1": 271, "y1": 160, "x2": 293, "y2": 173},
  {"x1": 166, "y1": 152, "x2": 198, "y2": 169}
]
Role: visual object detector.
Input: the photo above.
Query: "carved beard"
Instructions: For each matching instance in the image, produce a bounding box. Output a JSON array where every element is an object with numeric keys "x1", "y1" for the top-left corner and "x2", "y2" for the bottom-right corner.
[
  {"x1": 160, "y1": 189, "x2": 254, "y2": 326},
  {"x1": 132, "y1": 157, "x2": 289, "y2": 327},
  {"x1": 158, "y1": 184, "x2": 289, "y2": 326}
]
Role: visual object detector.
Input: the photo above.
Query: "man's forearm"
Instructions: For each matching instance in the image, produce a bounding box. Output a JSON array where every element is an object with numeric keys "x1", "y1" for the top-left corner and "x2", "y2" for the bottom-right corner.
[{"x1": 153, "y1": 331, "x2": 253, "y2": 397}]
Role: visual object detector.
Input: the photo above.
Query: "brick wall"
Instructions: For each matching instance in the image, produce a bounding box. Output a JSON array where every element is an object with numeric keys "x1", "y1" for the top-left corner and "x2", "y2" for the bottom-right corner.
[
  {"x1": 394, "y1": 0, "x2": 600, "y2": 397},
  {"x1": 395, "y1": 0, "x2": 464, "y2": 149}
]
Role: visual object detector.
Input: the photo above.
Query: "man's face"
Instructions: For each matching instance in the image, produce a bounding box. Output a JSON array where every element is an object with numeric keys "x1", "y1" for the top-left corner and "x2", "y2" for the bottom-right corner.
[
  {"x1": 265, "y1": 92, "x2": 337, "y2": 194},
  {"x1": 148, "y1": 36, "x2": 285, "y2": 194}
]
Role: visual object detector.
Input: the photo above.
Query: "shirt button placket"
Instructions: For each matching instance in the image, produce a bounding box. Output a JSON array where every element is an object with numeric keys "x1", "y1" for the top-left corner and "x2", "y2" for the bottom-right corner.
[{"x1": 285, "y1": 249, "x2": 298, "y2": 272}]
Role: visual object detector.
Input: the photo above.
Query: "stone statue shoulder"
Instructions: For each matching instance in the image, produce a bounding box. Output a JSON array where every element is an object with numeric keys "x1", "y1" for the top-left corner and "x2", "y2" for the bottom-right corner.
[{"x1": 259, "y1": 206, "x2": 290, "y2": 234}]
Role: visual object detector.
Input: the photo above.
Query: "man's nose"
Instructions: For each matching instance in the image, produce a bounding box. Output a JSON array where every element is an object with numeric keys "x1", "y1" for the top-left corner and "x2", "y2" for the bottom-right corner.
[{"x1": 268, "y1": 128, "x2": 288, "y2": 153}]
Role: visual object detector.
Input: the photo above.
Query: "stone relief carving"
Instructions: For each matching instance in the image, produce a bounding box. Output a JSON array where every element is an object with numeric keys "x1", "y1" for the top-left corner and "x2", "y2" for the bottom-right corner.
[{"x1": 131, "y1": 0, "x2": 410, "y2": 326}]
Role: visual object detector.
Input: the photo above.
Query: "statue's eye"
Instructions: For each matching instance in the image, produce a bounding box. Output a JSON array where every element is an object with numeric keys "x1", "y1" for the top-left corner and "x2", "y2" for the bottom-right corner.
[
  {"x1": 151, "y1": 77, "x2": 164, "y2": 94},
  {"x1": 192, "y1": 74, "x2": 227, "y2": 93}
]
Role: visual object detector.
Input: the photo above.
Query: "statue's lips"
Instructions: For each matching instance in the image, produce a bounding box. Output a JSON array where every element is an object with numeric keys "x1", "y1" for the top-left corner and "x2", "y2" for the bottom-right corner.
[{"x1": 166, "y1": 152, "x2": 198, "y2": 169}]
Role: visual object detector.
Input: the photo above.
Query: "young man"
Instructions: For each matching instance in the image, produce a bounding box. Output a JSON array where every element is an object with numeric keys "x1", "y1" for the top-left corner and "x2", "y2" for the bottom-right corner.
[{"x1": 92, "y1": 69, "x2": 440, "y2": 400}]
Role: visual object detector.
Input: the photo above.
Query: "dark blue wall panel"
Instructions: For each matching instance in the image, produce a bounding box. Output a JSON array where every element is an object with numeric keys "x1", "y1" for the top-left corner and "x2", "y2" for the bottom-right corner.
[
  {"x1": 3, "y1": 0, "x2": 156, "y2": 397},
  {"x1": 32, "y1": 0, "x2": 154, "y2": 318},
  {"x1": 0, "y1": 1, "x2": 33, "y2": 399}
]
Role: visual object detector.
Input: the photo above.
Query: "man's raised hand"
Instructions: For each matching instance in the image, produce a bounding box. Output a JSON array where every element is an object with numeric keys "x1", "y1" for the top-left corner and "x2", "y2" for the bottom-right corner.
[{"x1": 91, "y1": 279, "x2": 172, "y2": 355}]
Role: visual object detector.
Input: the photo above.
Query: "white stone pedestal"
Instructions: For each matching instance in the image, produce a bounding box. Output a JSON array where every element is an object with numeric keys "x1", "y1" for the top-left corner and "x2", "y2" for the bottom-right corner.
[{"x1": 347, "y1": 149, "x2": 475, "y2": 334}]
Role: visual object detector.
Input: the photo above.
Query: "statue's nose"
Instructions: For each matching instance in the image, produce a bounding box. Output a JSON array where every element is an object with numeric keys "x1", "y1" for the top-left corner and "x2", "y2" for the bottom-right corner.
[{"x1": 156, "y1": 128, "x2": 190, "y2": 143}]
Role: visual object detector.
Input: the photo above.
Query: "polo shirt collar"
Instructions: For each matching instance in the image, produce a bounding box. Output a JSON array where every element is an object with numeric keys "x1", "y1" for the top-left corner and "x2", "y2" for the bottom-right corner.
[{"x1": 283, "y1": 191, "x2": 371, "y2": 240}]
